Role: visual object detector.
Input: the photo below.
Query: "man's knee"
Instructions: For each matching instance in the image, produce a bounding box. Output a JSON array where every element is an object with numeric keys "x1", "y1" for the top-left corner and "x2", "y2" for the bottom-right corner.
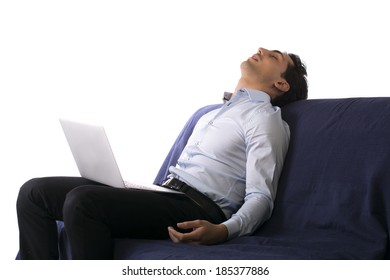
[
  {"x1": 17, "y1": 177, "x2": 48, "y2": 211},
  {"x1": 63, "y1": 187, "x2": 98, "y2": 225}
]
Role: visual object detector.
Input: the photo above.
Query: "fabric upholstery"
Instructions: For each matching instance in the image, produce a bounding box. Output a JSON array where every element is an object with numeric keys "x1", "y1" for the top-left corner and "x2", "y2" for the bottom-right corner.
[{"x1": 16, "y1": 98, "x2": 390, "y2": 259}]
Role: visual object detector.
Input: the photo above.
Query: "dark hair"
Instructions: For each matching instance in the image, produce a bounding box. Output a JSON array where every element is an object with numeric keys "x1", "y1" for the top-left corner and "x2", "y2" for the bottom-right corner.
[{"x1": 273, "y1": 53, "x2": 308, "y2": 107}]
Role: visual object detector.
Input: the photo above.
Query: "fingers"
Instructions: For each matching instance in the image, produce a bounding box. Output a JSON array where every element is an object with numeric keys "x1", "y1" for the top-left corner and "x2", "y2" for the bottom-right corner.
[
  {"x1": 168, "y1": 220, "x2": 227, "y2": 245},
  {"x1": 176, "y1": 219, "x2": 204, "y2": 230},
  {"x1": 167, "y1": 224, "x2": 202, "y2": 245},
  {"x1": 167, "y1": 226, "x2": 181, "y2": 243}
]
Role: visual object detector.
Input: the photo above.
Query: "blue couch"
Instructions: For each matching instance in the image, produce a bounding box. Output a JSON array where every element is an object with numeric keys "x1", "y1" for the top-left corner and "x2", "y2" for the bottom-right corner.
[{"x1": 18, "y1": 97, "x2": 390, "y2": 259}]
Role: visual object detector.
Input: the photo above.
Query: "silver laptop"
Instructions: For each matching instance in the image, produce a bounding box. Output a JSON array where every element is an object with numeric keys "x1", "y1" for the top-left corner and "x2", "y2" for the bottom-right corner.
[{"x1": 59, "y1": 118, "x2": 180, "y2": 194}]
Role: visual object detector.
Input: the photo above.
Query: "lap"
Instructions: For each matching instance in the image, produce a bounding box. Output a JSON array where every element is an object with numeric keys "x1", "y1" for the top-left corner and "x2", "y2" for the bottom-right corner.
[
  {"x1": 20, "y1": 176, "x2": 209, "y2": 239},
  {"x1": 18, "y1": 176, "x2": 104, "y2": 220},
  {"x1": 64, "y1": 185, "x2": 208, "y2": 239}
]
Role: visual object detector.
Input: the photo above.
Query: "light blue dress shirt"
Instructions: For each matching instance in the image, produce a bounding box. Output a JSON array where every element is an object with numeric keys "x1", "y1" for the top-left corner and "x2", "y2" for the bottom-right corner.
[{"x1": 169, "y1": 88, "x2": 290, "y2": 239}]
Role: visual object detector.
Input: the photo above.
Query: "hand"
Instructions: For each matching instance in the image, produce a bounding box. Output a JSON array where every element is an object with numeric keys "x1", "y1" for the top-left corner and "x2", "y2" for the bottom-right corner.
[{"x1": 167, "y1": 220, "x2": 228, "y2": 245}]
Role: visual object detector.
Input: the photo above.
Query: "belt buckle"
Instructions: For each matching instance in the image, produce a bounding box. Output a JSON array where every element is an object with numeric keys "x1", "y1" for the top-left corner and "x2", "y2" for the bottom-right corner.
[
  {"x1": 163, "y1": 178, "x2": 183, "y2": 191},
  {"x1": 162, "y1": 178, "x2": 178, "y2": 190},
  {"x1": 162, "y1": 177, "x2": 174, "y2": 187}
]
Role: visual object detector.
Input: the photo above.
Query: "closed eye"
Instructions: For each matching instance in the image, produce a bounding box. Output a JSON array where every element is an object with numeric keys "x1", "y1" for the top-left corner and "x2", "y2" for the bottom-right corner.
[{"x1": 271, "y1": 50, "x2": 284, "y2": 61}]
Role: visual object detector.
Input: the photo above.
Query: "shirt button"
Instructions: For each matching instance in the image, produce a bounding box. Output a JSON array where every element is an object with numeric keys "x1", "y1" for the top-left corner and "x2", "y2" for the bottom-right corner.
[{"x1": 208, "y1": 121, "x2": 213, "y2": 125}]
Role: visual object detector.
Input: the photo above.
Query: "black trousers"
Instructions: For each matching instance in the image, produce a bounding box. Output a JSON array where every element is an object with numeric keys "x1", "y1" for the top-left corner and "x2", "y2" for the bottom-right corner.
[{"x1": 16, "y1": 176, "x2": 217, "y2": 260}]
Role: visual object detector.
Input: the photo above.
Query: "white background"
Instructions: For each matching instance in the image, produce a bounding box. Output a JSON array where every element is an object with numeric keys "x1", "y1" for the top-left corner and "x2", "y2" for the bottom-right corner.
[{"x1": 1, "y1": 0, "x2": 389, "y2": 270}]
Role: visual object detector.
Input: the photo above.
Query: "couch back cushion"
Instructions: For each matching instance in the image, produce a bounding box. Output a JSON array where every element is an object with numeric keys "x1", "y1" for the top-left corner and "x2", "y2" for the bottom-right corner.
[
  {"x1": 155, "y1": 98, "x2": 390, "y2": 259},
  {"x1": 263, "y1": 98, "x2": 390, "y2": 258}
]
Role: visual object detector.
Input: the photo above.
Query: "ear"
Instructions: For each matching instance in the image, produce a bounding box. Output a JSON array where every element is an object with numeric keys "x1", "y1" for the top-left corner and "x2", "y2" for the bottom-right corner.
[{"x1": 274, "y1": 79, "x2": 290, "y2": 93}]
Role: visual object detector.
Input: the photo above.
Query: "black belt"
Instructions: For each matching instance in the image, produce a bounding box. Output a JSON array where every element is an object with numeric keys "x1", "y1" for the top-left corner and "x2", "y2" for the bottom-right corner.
[{"x1": 162, "y1": 178, "x2": 226, "y2": 224}]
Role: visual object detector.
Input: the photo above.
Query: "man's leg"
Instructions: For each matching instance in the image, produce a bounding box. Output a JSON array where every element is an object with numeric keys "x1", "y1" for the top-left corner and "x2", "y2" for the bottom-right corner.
[
  {"x1": 62, "y1": 185, "x2": 212, "y2": 259},
  {"x1": 16, "y1": 177, "x2": 101, "y2": 259}
]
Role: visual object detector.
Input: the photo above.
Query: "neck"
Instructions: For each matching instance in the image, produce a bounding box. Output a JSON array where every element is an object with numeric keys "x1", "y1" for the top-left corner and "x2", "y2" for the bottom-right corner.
[
  {"x1": 234, "y1": 78, "x2": 278, "y2": 100},
  {"x1": 234, "y1": 78, "x2": 262, "y2": 95}
]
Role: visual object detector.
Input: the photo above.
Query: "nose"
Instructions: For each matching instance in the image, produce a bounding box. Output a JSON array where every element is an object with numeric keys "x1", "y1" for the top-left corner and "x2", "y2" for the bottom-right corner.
[{"x1": 258, "y1": 47, "x2": 268, "y2": 55}]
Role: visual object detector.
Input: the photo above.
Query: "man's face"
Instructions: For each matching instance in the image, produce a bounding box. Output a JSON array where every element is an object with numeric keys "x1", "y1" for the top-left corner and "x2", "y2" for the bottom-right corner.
[{"x1": 241, "y1": 48, "x2": 293, "y2": 86}]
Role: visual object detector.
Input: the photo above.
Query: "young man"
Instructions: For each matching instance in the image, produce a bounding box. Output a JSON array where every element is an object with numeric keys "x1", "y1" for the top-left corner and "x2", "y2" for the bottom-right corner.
[{"x1": 16, "y1": 47, "x2": 308, "y2": 259}]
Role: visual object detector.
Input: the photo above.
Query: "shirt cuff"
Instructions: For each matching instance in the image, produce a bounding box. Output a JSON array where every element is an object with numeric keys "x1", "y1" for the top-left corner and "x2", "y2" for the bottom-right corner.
[{"x1": 222, "y1": 217, "x2": 242, "y2": 240}]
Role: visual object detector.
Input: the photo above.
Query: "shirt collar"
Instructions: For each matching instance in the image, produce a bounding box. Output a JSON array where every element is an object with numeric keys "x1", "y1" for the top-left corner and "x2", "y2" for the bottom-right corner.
[{"x1": 223, "y1": 88, "x2": 271, "y2": 104}]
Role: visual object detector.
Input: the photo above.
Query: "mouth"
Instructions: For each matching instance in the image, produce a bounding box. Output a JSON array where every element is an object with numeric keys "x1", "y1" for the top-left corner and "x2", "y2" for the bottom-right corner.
[{"x1": 250, "y1": 53, "x2": 260, "y2": 62}]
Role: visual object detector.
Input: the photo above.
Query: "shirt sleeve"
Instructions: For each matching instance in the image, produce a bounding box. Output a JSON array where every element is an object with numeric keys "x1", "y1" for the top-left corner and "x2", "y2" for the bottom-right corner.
[{"x1": 222, "y1": 108, "x2": 290, "y2": 239}]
